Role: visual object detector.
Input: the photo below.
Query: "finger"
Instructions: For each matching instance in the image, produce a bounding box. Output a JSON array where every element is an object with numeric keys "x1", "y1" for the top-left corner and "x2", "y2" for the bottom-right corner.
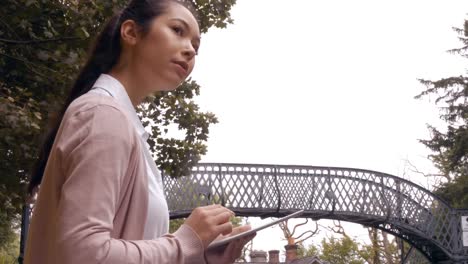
[
  {"x1": 205, "y1": 206, "x2": 235, "y2": 217},
  {"x1": 227, "y1": 239, "x2": 246, "y2": 262},
  {"x1": 213, "y1": 211, "x2": 233, "y2": 225},
  {"x1": 217, "y1": 221, "x2": 233, "y2": 236},
  {"x1": 230, "y1": 225, "x2": 251, "y2": 236},
  {"x1": 246, "y1": 232, "x2": 257, "y2": 240},
  {"x1": 220, "y1": 239, "x2": 240, "y2": 263},
  {"x1": 201, "y1": 204, "x2": 222, "y2": 210},
  {"x1": 213, "y1": 233, "x2": 225, "y2": 241},
  {"x1": 241, "y1": 232, "x2": 256, "y2": 244}
]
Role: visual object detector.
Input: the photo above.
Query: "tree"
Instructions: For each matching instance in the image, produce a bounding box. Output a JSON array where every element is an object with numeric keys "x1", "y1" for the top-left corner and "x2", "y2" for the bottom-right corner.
[
  {"x1": 416, "y1": 18, "x2": 468, "y2": 208},
  {"x1": 320, "y1": 236, "x2": 364, "y2": 264},
  {"x1": 0, "y1": 233, "x2": 19, "y2": 263},
  {"x1": 0, "y1": 0, "x2": 237, "y2": 250},
  {"x1": 297, "y1": 223, "x2": 401, "y2": 263},
  {"x1": 359, "y1": 228, "x2": 399, "y2": 264},
  {"x1": 278, "y1": 218, "x2": 319, "y2": 246},
  {"x1": 296, "y1": 242, "x2": 319, "y2": 259}
]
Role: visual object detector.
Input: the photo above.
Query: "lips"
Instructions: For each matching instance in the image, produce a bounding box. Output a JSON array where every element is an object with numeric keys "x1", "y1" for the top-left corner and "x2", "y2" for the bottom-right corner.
[{"x1": 172, "y1": 60, "x2": 189, "y2": 77}]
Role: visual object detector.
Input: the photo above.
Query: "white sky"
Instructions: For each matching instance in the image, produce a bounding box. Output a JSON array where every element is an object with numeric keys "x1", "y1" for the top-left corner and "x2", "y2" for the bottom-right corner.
[{"x1": 188, "y1": 0, "x2": 468, "y2": 259}]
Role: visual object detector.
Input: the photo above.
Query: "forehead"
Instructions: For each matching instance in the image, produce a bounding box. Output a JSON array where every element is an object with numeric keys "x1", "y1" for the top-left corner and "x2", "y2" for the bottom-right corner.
[{"x1": 163, "y1": 2, "x2": 200, "y2": 34}]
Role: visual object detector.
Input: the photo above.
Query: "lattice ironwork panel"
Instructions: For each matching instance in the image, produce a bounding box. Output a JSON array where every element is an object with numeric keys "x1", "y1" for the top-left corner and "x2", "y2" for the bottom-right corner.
[
  {"x1": 163, "y1": 163, "x2": 468, "y2": 263},
  {"x1": 406, "y1": 248, "x2": 431, "y2": 264}
]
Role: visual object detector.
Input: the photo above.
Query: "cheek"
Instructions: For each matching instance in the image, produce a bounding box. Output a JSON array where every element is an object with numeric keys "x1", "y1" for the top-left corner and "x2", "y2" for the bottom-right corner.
[
  {"x1": 138, "y1": 44, "x2": 165, "y2": 70},
  {"x1": 138, "y1": 33, "x2": 166, "y2": 60},
  {"x1": 188, "y1": 59, "x2": 196, "y2": 74}
]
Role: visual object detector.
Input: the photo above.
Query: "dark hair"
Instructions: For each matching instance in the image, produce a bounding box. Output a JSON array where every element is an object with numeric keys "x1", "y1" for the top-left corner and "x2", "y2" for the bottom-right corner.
[{"x1": 28, "y1": 0, "x2": 198, "y2": 195}]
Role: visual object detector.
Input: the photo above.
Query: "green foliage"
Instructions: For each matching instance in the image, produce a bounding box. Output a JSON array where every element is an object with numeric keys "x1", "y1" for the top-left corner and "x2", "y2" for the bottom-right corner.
[
  {"x1": 296, "y1": 242, "x2": 319, "y2": 258},
  {"x1": 169, "y1": 218, "x2": 185, "y2": 233},
  {"x1": 320, "y1": 236, "x2": 364, "y2": 264},
  {"x1": 0, "y1": 210, "x2": 15, "y2": 255},
  {"x1": 435, "y1": 173, "x2": 468, "y2": 208},
  {"x1": 297, "y1": 228, "x2": 403, "y2": 263},
  {"x1": 416, "y1": 18, "x2": 468, "y2": 208},
  {"x1": 0, "y1": 0, "x2": 236, "y2": 251},
  {"x1": 192, "y1": 0, "x2": 237, "y2": 33},
  {"x1": 0, "y1": 233, "x2": 19, "y2": 264}
]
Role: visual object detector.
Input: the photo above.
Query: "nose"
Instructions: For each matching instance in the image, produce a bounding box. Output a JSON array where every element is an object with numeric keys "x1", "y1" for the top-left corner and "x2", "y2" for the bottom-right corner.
[{"x1": 182, "y1": 42, "x2": 196, "y2": 61}]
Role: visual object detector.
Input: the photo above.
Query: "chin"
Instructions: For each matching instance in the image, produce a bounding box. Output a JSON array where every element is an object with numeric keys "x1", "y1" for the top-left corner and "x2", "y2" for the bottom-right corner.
[
  {"x1": 146, "y1": 72, "x2": 183, "y2": 92},
  {"x1": 149, "y1": 78, "x2": 180, "y2": 92},
  {"x1": 154, "y1": 85, "x2": 178, "y2": 93},
  {"x1": 163, "y1": 78, "x2": 186, "y2": 91}
]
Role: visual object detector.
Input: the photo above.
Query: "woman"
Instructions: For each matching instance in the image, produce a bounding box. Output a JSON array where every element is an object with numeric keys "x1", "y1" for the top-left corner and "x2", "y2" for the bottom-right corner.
[{"x1": 24, "y1": 0, "x2": 254, "y2": 263}]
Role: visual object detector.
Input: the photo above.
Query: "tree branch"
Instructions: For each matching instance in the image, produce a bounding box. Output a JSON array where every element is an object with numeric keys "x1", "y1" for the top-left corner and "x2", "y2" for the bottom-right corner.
[
  {"x1": 404, "y1": 159, "x2": 448, "y2": 181},
  {"x1": 296, "y1": 231, "x2": 316, "y2": 245},
  {"x1": 291, "y1": 218, "x2": 308, "y2": 237},
  {"x1": 0, "y1": 51, "x2": 58, "y2": 73},
  {"x1": 0, "y1": 17, "x2": 20, "y2": 40},
  {"x1": 0, "y1": 36, "x2": 80, "y2": 45},
  {"x1": 326, "y1": 220, "x2": 349, "y2": 238},
  {"x1": 0, "y1": 51, "x2": 59, "y2": 87},
  {"x1": 278, "y1": 220, "x2": 291, "y2": 238},
  {"x1": 295, "y1": 221, "x2": 319, "y2": 244}
]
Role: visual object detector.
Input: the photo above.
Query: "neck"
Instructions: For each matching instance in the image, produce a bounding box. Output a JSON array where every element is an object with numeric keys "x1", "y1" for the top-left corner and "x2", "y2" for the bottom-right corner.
[{"x1": 108, "y1": 66, "x2": 147, "y2": 107}]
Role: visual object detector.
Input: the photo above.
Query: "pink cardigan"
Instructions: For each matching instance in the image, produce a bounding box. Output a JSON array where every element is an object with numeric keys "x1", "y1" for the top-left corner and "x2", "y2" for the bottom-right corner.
[{"x1": 25, "y1": 94, "x2": 206, "y2": 264}]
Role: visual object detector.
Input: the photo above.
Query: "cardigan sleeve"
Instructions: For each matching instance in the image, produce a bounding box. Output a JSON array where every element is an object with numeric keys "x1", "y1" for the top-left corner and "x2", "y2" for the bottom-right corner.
[{"x1": 54, "y1": 104, "x2": 206, "y2": 264}]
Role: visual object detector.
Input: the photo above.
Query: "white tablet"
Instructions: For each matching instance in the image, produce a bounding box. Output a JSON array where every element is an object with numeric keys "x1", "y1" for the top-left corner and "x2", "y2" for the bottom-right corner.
[{"x1": 207, "y1": 209, "x2": 305, "y2": 249}]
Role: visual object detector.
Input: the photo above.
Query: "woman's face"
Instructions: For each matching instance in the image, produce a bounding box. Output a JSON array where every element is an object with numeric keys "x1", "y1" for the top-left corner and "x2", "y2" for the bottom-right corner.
[{"x1": 131, "y1": 2, "x2": 200, "y2": 92}]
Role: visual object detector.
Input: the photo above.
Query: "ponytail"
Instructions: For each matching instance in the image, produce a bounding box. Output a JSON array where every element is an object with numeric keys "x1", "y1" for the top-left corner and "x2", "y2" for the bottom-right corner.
[{"x1": 27, "y1": 14, "x2": 122, "y2": 195}]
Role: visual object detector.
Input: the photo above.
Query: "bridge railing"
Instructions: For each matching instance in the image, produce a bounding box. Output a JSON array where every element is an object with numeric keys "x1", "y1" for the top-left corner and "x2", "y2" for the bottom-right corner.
[{"x1": 163, "y1": 163, "x2": 466, "y2": 262}]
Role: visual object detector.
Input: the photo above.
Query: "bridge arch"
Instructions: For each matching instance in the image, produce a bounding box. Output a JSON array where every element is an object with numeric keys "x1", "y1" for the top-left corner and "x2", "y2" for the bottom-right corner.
[{"x1": 163, "y1": 163, "x2": 468, "y2": 263}]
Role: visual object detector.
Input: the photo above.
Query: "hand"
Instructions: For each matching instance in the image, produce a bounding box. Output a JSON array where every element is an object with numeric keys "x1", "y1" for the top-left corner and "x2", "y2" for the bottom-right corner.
[
  {"x1": 184, "y1": 204, "x2": 235, "y2": 248},
  {"x1": 205, "y1": 225, "x2": 257, "y2": 264}
]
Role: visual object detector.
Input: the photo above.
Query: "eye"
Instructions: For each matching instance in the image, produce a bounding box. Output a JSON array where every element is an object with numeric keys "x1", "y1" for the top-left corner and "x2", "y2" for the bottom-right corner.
[
  {"x1": 193, "y1": 44, "x2": 199, "y2": 55},
  {"x1": 172, "y1": 25, "x2": 184, "y2": 36}
]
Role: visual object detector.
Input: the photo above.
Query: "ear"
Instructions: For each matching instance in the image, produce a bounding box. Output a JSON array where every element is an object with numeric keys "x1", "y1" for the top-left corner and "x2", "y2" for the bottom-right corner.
[{"x1": 120, "y1": 19, "x2": 140, "y2": 46}]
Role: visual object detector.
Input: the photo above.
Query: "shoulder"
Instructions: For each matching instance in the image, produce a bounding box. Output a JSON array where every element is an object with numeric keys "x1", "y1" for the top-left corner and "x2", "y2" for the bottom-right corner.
[
  {"x1": 67, "y1": 93, "x2": 126, "y2": 117},
  {"x1": 60, "y1": 93, "x2": 137, "y2": 146}
]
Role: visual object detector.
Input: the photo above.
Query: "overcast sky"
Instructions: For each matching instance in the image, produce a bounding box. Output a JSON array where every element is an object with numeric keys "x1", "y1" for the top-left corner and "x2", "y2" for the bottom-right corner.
[{"x1": 188, "y1": 0, "x2": 468, "y2": 259}]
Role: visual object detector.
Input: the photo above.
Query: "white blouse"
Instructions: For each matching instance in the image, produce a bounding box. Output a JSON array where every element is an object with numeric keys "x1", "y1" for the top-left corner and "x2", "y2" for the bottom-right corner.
[{"x1": 89, "y1": 74, "x2": 169, "y2": 239}]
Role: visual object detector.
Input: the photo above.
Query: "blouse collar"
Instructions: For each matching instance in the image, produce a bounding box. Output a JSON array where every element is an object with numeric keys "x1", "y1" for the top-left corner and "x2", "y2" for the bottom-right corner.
[{"x1": 92, "y1": 74, "x2": 150, "y2": 142}]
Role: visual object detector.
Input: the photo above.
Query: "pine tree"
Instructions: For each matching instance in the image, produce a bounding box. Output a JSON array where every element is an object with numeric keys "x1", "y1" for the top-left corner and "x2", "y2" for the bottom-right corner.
[{"x1": 416, "y1": 19, "x2": 468, "y2": 208}]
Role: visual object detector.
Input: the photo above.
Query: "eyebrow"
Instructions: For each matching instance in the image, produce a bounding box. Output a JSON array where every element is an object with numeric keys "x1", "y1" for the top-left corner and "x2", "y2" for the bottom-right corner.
[{"x1": 171, "y1": 18, "x2": 201, "y2": 44}]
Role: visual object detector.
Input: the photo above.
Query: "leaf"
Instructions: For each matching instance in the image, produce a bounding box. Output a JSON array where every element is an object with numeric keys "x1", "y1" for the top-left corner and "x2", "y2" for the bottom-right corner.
[
  {"x1": 64, "y1": 51, "x2": 78, "y2": 65},
  {"x1": 33, "y1": 112, "x2": 42, "y2": 120},
  {"x1": 44, "y1": 30, "x2": 53, "y2": 38},
  {"x1": 7, "y1": 97, "x2": 14, "y2": 103},
  {"x1": 80, "y1": 27, "x2": 90, "y2": 38},
  {"x1": 26, "y1": 0, "x2": 36, "y2": 7},
  {"x1": 37, "y1": 50, "x2": 49, "y2": 61},
  {"x1": 31, "y1": 122, "x2": 40, "y2": 130}
]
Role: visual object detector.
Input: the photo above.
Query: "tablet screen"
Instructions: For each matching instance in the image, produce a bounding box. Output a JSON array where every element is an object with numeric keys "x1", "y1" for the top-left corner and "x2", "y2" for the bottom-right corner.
[{"x1": 207, "y1": 209, "x2": 305, "y2": 249}]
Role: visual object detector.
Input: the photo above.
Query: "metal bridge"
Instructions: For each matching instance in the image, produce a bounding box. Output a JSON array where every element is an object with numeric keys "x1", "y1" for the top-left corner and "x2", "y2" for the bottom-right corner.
[
  {"x1": 19, "y1": 163, "x2": 468, "y2": 263},
  {"x1": 163, "y1": 163, "x2": 468, "y2": 263}
]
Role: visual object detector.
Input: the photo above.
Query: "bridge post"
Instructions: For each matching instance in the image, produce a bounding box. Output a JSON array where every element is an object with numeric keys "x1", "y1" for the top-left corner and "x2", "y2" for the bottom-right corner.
[
  {"x1": 398, "y1": 238, "x2": 405, "y2": 264},
  {"x1": 259, "y1": 169, "x2": 264, "y2": 208},
  {"x1": 455, "y1": 210, "x2": 468, "y2": 263},
  {"x1": 396, "y1": 179, "x2": 402, "y2": 221},
  {"x1": 216, "y1": 164, "x2": 225, "y2": 206},
  {"x1": 18, "y1": 203, "x2": 31, "y2": 264}
]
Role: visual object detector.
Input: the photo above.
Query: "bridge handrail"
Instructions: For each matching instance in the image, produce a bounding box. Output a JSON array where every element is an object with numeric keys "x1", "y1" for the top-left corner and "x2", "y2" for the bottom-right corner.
[{"x1": 189, "y1": 162, "x2": 453, "y2": 210}]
